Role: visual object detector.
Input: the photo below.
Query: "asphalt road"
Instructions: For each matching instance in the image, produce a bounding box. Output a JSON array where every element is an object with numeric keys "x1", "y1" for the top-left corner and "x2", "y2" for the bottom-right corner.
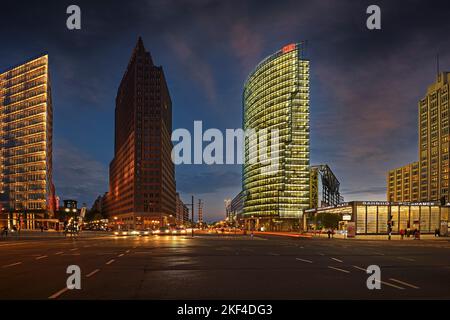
[{"x1": 0, "y1": 233, "x2": 449, "y2": 299}]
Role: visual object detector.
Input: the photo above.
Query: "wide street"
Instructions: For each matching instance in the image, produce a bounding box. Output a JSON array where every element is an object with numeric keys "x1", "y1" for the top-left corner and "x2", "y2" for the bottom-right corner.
[{"x1": 0, "y1": 233, "x2": 449, "y2": 299}]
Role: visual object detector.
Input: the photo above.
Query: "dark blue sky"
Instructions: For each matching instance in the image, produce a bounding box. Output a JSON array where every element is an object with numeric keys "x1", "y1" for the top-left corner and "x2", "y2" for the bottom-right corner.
[{"x1": 1, "y1": 0, "x2": 450, "y2": 221}]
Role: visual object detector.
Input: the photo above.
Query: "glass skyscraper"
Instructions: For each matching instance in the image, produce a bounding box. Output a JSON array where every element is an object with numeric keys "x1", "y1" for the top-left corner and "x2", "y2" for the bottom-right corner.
[{"x1": 243, "y1": 43, "x2": 310, "y2": 231}]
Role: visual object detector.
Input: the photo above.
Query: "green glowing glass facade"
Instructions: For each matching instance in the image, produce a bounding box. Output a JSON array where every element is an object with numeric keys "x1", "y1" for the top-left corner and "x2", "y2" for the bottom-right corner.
[{"x1": 243, "y1": 43, "x2": 310, "y2": 231}]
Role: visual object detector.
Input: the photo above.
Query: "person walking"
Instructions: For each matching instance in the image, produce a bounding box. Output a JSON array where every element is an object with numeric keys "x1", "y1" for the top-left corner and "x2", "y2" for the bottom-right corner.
[
  {"x1": 2, "y1": 226, "x2": 8, "y2": 238},
  {"x1": 327, "y1": 229, "x2": 331, "y2": 239},
  {"x1": 400, "y1": 229, "x2": 405, "y2": 240}
]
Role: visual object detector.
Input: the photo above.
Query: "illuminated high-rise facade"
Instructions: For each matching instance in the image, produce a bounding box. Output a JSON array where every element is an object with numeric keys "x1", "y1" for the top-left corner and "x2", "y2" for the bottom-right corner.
[
  {"x1": 0, "y1": 55, "x2": 56, "y2": 228},
  {"x1": 243, "y1": 43, "x2": 310, "y2": 231},
  {"x1": 387, "y1": 72, "x2": 450, "y2": 203},
  {"x1": 418, "y1": 72, "x2": 450, "y2": 202},
  {"x1": 103, "y1": 38, "x2": 176, "y2": 229}
]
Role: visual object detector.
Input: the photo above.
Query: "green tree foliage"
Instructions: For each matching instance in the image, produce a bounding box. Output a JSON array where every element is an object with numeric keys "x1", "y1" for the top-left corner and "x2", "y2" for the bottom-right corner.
[{"x1": 315, "y1": 212, "x2": 340, "y2": 229}]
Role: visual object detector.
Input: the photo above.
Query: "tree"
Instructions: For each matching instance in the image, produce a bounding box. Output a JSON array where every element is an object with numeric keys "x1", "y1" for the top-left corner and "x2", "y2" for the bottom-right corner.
[{"x1": 315, "y1": 212, "x2": 340, "y2": 230}]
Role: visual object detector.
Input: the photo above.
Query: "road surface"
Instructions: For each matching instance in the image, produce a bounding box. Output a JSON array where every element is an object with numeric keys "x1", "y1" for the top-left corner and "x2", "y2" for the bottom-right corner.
[{"x1": 0, "y1": 233, "x2": 449, "y2": 299}]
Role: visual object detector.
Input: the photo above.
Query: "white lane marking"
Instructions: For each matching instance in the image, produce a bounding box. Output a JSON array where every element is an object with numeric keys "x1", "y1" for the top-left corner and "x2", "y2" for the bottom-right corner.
[
  {"x1": 268, "y1": 252, "x2": 280, "y2": 256},
  {"x1": 328, "y1": 266, "x2": 350, "y2": 273},
  {"x1": 398, "y1": 257, "x2": 415, "y2": 262},
  {"x1": 376, "y1": 279, "x2": 404, "y2": 290},
  {"x1": 55, "y1": 251, "x2": 64, "y2": 255},
  {"x1": 70, "y1": 248, "x2": 79, "y2": 251},
  {"x1": 62, "y1": 253, "x2": 80, "y2": 256},
  {"x1": 331, "y1": 257, "x2": 343, "y2": 263},
  {"x1": 35, "y1": 255, "x2": 48, "y2": 260},
  {"x1": 2, "y1": 262, "x2": 22, "y2": 268},
  {"x1": 319, "y1": 252, "x2": 325, "y2": 256},
  {"x1": 86, "y1": 269, "x2": 100, "y2": 278},
  {"x1": 389, "y1": 278, "x2": 420, "y2": 289},
  {"x1": 106, "y1": 259, "x2": 115, "y2": 265},
  {"x1": 352, "y1": 265, "x2": 367, "y2": 272},
  {"x1": 118, "y1": 253, "x2": 124, "y2": 257},
  {"x1": 296, "y1": 258, "x2": 313, "y2": 263},
  {"x1": 48, "y1": 287, "x2": 69, "y2": 299},
  {"x1": 126, "y1": 250, "x2": 130, "y2": 253},
  {"x1": 83, "y1": 245, "x2": 91, "y2": 248}
]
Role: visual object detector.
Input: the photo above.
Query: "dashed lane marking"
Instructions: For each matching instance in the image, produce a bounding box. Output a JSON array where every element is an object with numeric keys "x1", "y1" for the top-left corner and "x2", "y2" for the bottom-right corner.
[
  {"x1": 86, "y1": 269, "x2": 100, "y2": 278},
  {"x1": 106, "y1": 259, "x2": 115, "y2": 265},
  {"x1": 398, "y1": 257, "x2": 415, "y2": 262},
  {"x1": 295, "y1": 258, "x2": 313, "y2": 263},
  {"x1": 48, "y1": 287, "x2": 69, "y2": 299},
  {"x1": 2, "y1": 262, "x2": 22, "y2": 268},
  {"x1": 352, "y1": 265, "x2": 367, "y2": 272},
  {"x1": 376, "y1": 280, "x2": 404, "y2": 290},
  {"x1": 331, "y1": 257, "x2": 343, "y2": 263},
  {"x1": 328, "y1": 266, "x2": 350, "y2": 273}
]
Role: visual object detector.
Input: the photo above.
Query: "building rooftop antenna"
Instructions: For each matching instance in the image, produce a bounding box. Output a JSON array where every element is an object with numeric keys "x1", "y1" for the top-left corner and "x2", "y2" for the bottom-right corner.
[{"x1": 437, "y1": 53, "x2": 440, "y2": 79}]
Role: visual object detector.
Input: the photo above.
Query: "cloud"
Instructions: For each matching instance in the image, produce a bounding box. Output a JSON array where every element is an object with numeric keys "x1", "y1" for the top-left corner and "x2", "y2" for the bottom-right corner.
[
  {"x1": 176, "y1": 167, "x2": 241, "y2": 194},
  {"x1": 165, "y1": 34, "x2": 217, "y2": 105},
  {"x1": 53, "y1": 139, "x2": 108, "y2": 206}
]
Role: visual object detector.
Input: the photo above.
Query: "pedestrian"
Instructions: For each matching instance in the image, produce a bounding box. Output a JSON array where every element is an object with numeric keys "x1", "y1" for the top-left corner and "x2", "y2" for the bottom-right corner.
[
  {"x1": 435, "y1": 228, "x2": 440, "y2": 237},
  {"x1": 400, "y1": 229, "x2": 405, "y2": 240},
  {"x1": 2, "y1": 226, "x2": 8, "y2": 238},
  {"x1": 40, "y1": 225, "x2": 44, "y2": 232},
  {"x1": 327, "y1": 229, "x2": 331, "y2": 239}
]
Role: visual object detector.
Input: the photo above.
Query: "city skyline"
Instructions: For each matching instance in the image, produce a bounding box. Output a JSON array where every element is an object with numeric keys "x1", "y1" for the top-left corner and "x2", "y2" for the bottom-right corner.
[{"x1": 1, "y1": 1, "x2": 450, "y2": 221}]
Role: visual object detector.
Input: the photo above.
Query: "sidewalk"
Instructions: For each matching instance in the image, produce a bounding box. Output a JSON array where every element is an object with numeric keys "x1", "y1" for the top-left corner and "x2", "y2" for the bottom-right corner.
[
  {"x1": 0, "y1": 230, "x2": 112, "y2": 241},
  {"x1": 307, "y1": 232, "x2": 449, "y2": 241}
]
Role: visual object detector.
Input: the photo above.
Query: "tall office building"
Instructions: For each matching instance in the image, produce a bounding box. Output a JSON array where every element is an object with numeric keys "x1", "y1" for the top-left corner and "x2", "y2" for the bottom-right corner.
[
  {"x1": 418, "y1": 72, "x2": 450, "y2": 202},
  {"x1": 387, "y1": 162, "x2": 420, "y2": 202},
  {"x1": 243, "y1": 43, "x2": 310, "y2": 231},
  {"x1": 309, "y1": 164, "x2": 344, "y2": 209},
  {"x1": 0, "y1": 54, "x2": 56, "y2": 229},
  {"x1": 104, "y1": 38, "x2": 176, "y2": 229},
  {"x1": 387, "y1": 72, "x2": 449, "y2": 203}
]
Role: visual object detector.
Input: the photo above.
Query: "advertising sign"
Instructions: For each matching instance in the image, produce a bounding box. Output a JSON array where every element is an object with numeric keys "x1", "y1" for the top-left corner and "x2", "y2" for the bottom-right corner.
[{"x1": 347, "y1": 221, "x2": 356, "y2": 238}]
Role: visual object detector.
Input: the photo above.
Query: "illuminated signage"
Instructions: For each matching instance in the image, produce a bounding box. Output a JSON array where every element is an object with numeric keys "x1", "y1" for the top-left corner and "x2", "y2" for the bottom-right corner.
[
  {"x1": 342, "y1": 215, "x2": 352, "y2": 221},
  {"x1": 282, "y1": 43, "x2": 296, "y2": 53}
]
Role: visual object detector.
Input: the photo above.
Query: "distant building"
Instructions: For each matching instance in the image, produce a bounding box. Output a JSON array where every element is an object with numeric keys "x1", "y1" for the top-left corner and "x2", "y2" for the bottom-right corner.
[
  {"x1": 0, "y1": 54, "x2": 56, "y2": 229},
  {"x1": 229, "y1": 191, "x2": 244, "y2": 225},
  {"x1": 175, "y1": 193, "x2": 189, "y2": 225},
  {"x1": 91, "y1": 194, "x2": 106, "y2": 215},
  {"x1": 387, "y1": 162, "x2": 420, "y2": 202},
  {"x1": 304, "y1": 201, "x2": 448, "y2": 236},
  {"x1": 103, "y1": 38, "x2": 176, "y2": 230},
  {"x1": 309, "y1": 165, "x2": 343, "y2": 209},
  {"x1": 387, "y1": 72, "x2": 450, "y2": 204}
]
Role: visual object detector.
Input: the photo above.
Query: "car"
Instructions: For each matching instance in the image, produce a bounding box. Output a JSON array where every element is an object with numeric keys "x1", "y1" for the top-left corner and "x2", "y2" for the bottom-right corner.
[
  {"x1": 172, "y1": 227, "x2": 187, "y2": 235},
  {"x1": 113, "y1": 230, "x2": 129, "y2": 236},
  {"x1": 139, "y1": 230, "x2": 151, "y2": 236},
  {"x1": 152, "y1": 226, "x2": 171, "y2": 235}
]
